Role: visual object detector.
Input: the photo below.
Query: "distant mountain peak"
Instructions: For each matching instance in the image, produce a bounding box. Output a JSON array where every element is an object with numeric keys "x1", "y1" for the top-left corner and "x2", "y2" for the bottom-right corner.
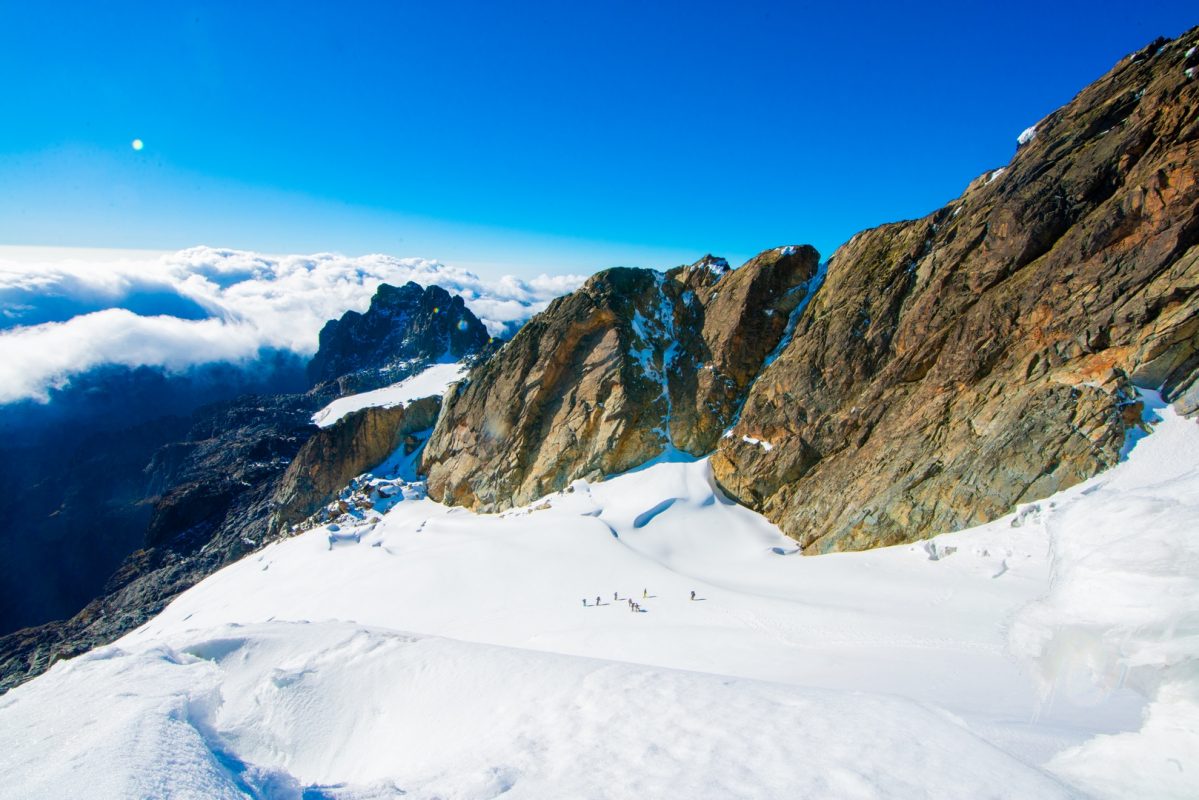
[{"x1": 306, "y1": 281, "x2": 490, "y2": 394}]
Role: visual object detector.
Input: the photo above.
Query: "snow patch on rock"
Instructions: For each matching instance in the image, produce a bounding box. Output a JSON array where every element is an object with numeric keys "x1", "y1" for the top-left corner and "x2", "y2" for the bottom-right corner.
[{"x1": 311, "y1": 361, "x2": 466, "y2": 428}]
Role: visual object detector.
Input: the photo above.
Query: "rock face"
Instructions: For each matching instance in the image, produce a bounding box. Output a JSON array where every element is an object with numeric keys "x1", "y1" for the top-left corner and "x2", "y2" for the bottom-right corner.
[
  {"x1": 425, "y1": 30, "x2": 1199, "y2": 552},
  {"x1": 422, "y1": 248, "x2": 820, "y2": 510},
  {"x1": 307, "y1": 282, "x2": 491, "y2": 394},
  {"x1": 712, "y1": 32, "x2": 1199, "y2": 552},
  {"x1": 271, "y1": 395, "x2": 441, "y2": 530}
]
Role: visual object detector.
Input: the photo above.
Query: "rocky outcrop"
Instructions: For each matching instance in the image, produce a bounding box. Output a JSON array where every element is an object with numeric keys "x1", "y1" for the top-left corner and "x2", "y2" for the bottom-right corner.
[
  {"x1": 666, "y1": 249, "x2": 823, "y2": 452},
  {"x1": 423, "y1": 30, "x2": 1199, "y2": 551},
  {"x1": 712, "y1": 31, "x2": 1199, "y2": 552},
  {"x1": 271, "y1": 395, "x2": 441, "y2": 530},
  {"x1": 307, "y1": 282, "x2": 491, "y2": 394},
  {"x1": 422, "y1": 248, "x2": 820, "y2": 510}
]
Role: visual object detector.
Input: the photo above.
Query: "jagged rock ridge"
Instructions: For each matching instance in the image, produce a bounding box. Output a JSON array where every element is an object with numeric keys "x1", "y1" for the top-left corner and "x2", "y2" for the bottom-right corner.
[
  {"x1": 425, "y1": 28, "x2": 1199, "y2": 554},
  {"x1": 422, "y1": 248, "x2": 821, "y2": 510},
  {"x1": 271, "y1": 396, "x2": 441, "y2": 532},
  {"x1": 712, "y1": 30, "x2": 1199, "y2": 552},
  {"x1": 308, "y1": 281, "x2": 491, "y2": 394}
]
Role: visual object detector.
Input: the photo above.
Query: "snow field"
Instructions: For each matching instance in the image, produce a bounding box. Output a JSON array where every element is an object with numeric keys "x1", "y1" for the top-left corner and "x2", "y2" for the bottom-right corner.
[
  {"x1": 1, "y1": 620, "x2": 1084, "y2": 799},
  {"x1": 1, "y1": 393, "x2": 1196, "y2": 798}
]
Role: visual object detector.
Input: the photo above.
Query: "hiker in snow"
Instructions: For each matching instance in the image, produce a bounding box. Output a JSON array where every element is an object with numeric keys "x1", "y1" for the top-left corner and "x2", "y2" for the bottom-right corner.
[
  {"x1": 690, "y1": 590, "x2": 696, "y2": 601},
  {"x1": 582, "y1": 598, "x2": 587, "y2": 607},
  {"x1": 596, "y1": 595, "x2": 601, "y2": 607},
  {"x1": 642, "y1": 588, "x2": 648, "y2": 599},
  {"x1": 614, "y1": 591, "x2": 618, "y2": 601}
]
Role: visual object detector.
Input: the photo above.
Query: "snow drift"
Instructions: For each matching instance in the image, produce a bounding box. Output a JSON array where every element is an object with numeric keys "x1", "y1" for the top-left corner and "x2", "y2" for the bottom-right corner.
[{"x1": 1, "y1": 394, "x2": 1196, "y2": 798}]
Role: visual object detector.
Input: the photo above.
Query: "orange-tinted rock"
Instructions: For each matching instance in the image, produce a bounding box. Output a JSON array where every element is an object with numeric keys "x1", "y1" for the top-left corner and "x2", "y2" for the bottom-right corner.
[
  {"x1": 422, "y1": 249, "x2": 821, "y2": 510},
  {"x1": 713, "y1": 30, "x2": 1199, "y2": 552}
]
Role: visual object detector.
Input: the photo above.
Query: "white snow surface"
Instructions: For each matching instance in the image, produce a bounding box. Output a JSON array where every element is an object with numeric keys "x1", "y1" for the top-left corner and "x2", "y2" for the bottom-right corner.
[
  {"x1": 1018, "y1": 125, "x2": 1038, "y2": 145},
  {"x1": 3, "y1": 394, "x2": 1198, "y2": 798},
  {"x1": 311, "y1": 362, "x2": 467, "y2": 428}
]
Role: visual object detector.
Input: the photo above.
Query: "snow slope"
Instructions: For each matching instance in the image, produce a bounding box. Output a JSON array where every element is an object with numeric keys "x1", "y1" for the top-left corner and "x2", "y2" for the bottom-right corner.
[
  {"x1": 311, "y1": 362, "x2": 467, "y2": 428},
  {"x1": 2, "y1": 394, "x2": 1196, "y2": 798}
]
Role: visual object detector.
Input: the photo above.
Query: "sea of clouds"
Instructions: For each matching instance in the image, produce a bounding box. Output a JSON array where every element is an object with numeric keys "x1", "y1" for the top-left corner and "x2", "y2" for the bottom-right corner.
[{"x1": 0, "y1": 246, "x2": 586, "y2": 404}]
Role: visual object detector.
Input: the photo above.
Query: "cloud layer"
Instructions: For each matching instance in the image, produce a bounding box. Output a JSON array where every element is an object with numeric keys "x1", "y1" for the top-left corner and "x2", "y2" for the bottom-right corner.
[{"x1": 0, "y1": 247, "x2": 586, "y2": 403}]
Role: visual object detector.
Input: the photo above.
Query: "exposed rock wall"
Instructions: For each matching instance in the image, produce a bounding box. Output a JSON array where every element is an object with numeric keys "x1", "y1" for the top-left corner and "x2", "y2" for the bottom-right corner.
[
  {"x1": 422, "y1": 248, "x2": 820, "y2": 510},
  {"x1": 272, "y1": 395, "x2": 441, "y2": 530},
  {"x1": 713, "y1": 32, "x2": 1199, "y2": 552},
  {"x1": 424, "y1": 30, "x2": 1199, "y2": 554}
]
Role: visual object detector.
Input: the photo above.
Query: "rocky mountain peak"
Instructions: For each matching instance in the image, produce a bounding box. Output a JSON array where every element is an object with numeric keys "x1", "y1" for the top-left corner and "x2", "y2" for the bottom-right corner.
[
  {"x1": 423, "y1": 28, "x2": 1199, "y2": 553},
  {"x1": 674, "y1": 254, "x2": 731, "y2": 289},
  {"x1": 306, "y1": 281, "x2": 490, "y2": 394},
  {"x1": 421, "y1": 246, "x2": 822, "y2": 510},
  {"x1": 712, "y1": 28, "x2": 1199, "y2": 552}
]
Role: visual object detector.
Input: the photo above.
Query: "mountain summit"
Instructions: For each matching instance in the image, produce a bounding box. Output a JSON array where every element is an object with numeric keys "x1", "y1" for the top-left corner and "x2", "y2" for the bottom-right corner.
[
  {"x1": 422, "y1": 247, "x2": 821, "y2": 509},
  {"x1": 307, "y1": 281, "x2": 490, "y2": 394},
  {"x1": 423, "y1": 34, "x2": 1199, "y2": 553}
]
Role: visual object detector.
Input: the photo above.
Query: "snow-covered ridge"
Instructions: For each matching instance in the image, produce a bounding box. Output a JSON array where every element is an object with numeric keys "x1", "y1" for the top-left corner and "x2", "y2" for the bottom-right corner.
[
  {"x1": 311, "y1": 361, "x2": 467, "y2": 428},
  {"x1": 2, "y1": 393, "x2": 1196, "y2": 798}
]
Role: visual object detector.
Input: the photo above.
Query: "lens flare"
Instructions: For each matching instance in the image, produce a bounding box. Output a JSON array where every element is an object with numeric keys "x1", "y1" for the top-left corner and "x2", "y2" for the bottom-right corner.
[{"x1": 131, "y1": 139, "x2": 144, "y2": 151}]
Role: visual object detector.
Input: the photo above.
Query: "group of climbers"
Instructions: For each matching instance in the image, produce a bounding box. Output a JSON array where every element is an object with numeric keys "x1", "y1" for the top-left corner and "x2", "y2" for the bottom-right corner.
[{"x1": 580, "y1": 588, "x2": 697, "y2": 610}]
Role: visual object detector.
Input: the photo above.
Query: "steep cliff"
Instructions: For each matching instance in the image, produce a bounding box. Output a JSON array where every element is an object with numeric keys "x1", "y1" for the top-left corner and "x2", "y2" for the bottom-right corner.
[
  {"x1": 422, "y1": 248, "x2": 820, "y2": 510},
  {"x1": 271, "y1": 395, "x2": 441, "y2": 531},
  {"x1": 712, "y1": 33, "x2": 1199, "y2": 552},
  {"x1": 424, "y1": 30, "x2": 1199, "y2": 552},
  {"x1": 0, "y1": 391, "x2": 317, "y2": 692}
]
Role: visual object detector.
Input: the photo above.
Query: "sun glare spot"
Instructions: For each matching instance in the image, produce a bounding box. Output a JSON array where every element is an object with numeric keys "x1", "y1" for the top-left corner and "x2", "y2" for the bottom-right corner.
[{"x1": 131, "y1": 139, "x2": 145, "y2": 151}]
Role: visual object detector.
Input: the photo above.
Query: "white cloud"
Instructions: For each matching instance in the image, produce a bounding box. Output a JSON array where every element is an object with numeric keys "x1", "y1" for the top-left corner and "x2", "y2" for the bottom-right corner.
[{"x1": 0, "y1": 246, "x2": 587, "y2": 404}]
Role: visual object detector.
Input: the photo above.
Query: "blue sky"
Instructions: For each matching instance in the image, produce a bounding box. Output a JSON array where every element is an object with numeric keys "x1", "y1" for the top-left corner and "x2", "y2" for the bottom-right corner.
[{"x1": 1, "y1": 1, "x2": 1195, "y2": 278}]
